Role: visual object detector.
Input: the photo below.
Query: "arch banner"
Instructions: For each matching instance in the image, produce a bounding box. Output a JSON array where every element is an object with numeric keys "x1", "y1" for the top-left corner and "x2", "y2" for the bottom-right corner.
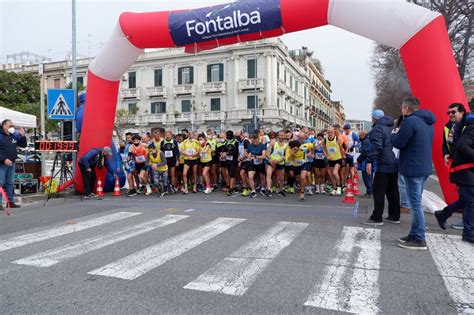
[{"x1": 78, "y1": 0, "x2": 467, "y2": 204}]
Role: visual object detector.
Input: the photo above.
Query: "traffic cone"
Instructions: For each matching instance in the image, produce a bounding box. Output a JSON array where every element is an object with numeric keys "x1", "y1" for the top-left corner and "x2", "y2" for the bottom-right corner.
[
  {"x1": 352, "y1": 173, "x2": 360, "y2": 196},
  {"x1": 342, "y1": 180, "x2": 356, "y2": 203},
  {"x1": 95, "y1": 177, "x2": 105, "y2": 197},
  {"x1": 112, "y1": 176, "x2": 122, "y2": 196}
]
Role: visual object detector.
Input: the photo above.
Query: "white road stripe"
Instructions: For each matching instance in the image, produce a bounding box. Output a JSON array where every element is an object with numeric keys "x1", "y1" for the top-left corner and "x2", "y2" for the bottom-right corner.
[
  {"x1": 304, "y1": 226, "x2": 381, "y2": 314},
  {"x1": 88, "y1": 217, "x2": 245, "y2": 280},
  {"x1": 12, "y1": 215, "x2": 188, "y2": 267},
  {"x1": 184, "y1": 221, "x2": 308, "y2": 296},
  {"x1": 0, "y1": 212, "x2": 140, "y2": 252},
  {"x1": 426, "y1": 233, "x2": 474, "y2": 314}
]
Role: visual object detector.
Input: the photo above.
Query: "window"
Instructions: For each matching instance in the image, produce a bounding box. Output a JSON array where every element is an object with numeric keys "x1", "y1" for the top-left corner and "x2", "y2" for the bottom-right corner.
[
  {"x1": 247, "y1": 59, "x2": 257, "y2": 79},
  {"x1": 247, "y1": 95, "x2": 257, "y2": 109},
  {"x1": 151, "y1": 102, "x2": 166, "y2": 114},
  {"x1": 128, "y1": 103, "x2": 137, "y2": 114},
  {"x1": 207, "y1": 64, "x2": 224, "y2": 82},
  {"x1": 210, "y1": 98, "x2": 221, "y2": 111},
  {"x1": 178, "y1": 67, "x2": 194, "y2": 85},
  {"x1": 128, "y1": 71, "x2": 136, "y2": 89},
  {"x1": 154, "y1": 69, "x2": 163, "y2": 87},
  {"x1": 181, "y1": 100, "x2": 191, "y2": 112},
  {"x1": 54, "y1": 79, "x2": 60, "y2": 89},
  {"x1": 77, "y1": 76, "x2": 84, "y2": 86}
]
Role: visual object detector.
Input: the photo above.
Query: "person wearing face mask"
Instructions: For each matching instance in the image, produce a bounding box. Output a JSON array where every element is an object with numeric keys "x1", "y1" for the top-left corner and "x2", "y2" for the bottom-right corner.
[{"x1": 0, "y1": 119, "x2": 26, "y2": 213}]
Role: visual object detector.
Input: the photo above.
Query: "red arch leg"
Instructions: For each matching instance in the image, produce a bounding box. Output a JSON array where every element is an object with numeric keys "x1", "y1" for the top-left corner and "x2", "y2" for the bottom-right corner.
[{"x1": 401, "y1": 16, "x2": 467, "y2": 204}]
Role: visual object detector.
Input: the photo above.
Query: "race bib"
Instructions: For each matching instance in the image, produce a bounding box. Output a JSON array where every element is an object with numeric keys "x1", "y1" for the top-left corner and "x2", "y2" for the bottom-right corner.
[
  {"x1": 328, "y1": 147, "x2": 337, "y2": 154},
  {"x1": 200, "y1": 152, "x2": 208, "y2": 159},
  {"x1": 315, "y1": 153, "x2": 325, "y2": 160},
  {"x1": 226, "y1": 155, "x2": 234, "y2": 161},
  {"x1": 253, "y1": 159, "x2": 262, "y2": 165},
  {"x1": 239, "y1": 146, "x2": 245, "y2": 158},
  {"x1": 295, "y1": 159, "x2": 305, "y2": 166},
  {"x1": 135, "y1": 155, "x2": 146, "y2": 163},
  {"x1": 165, "y1": 150, "x2": 174, "y2": 158},
  {"x1": 186, "y1": 148, "x2": 196, "y2": 156},
  {"x1": 274, "y1": 149, "x2": 284, "y2": 157}
]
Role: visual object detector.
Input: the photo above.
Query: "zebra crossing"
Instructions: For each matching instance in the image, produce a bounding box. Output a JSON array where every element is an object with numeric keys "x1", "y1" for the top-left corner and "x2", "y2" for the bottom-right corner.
[{"x1": 1, "y1": 210, "x2": 472, "y2": 313}]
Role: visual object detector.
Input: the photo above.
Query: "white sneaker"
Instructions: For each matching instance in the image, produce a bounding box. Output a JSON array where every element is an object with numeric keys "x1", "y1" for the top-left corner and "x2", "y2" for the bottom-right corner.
[
  {"x1": 145, "y1": 186, "x2": 153, "y2": 196},
  {"x1": 204, "y1": 188, "x2": 212, "y2": 194},
  {"x1": 336, "y1": 187, "x2": 342, "y2": 195},
  {"x1": 331, "y1": 189, "x2": 336, "y2": 196},
  {"x1": 315, "y1": 185, "x2": 321, "y2": 194}
]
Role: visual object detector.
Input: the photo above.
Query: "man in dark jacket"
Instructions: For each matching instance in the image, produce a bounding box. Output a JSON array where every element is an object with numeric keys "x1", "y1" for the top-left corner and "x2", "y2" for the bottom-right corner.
[
  {"x1": 363, "y1": 110, "x2": 400, "y2": 226},
  {"x1": 0, "y1": 119, "x2": 27, "y2": 212},
  {"x1": 392, "y1": 97, "x2": 436, "y2": 250},
  {"x1": 78, "y1": 146, "x2": 114, "y2": 198},
  {"x1": 357, "y1": 130, "x2": 373, "y2": 198},
  {"x1": 435, "y1": 100, "x2": 474, "y2": 243}
]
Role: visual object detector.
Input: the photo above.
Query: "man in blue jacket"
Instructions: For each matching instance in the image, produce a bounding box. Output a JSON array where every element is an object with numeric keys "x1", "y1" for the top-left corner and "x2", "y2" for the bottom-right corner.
[
  {"x1": 392, "y1": 97, "x2": 435, "y2": 250},
  {"x1": 0, "y1": 119, "x2": 27, "y2": 213},
  {"x1": 78, "y1": 146, "x2": 114, "y2": 199},
  {"x1": 363, "y1": 110, "x2": 400, "y2": 226}
]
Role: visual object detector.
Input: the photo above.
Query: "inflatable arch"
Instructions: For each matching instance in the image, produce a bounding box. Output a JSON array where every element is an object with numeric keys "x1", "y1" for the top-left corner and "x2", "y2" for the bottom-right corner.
[{"x1": 78, "y1": 0, "x2": 467, "y2": 203}]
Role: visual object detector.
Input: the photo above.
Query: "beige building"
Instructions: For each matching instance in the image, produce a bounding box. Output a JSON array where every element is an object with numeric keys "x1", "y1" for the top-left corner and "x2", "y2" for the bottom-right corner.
[{"x1": 13, "y1": 39, "x2": 340, "y2": 134}]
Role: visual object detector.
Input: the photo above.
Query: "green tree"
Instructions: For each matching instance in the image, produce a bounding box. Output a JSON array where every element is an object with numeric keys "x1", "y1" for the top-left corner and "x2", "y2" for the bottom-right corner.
[{"x1": 0, "y1": 70, "x2": 58, "y2": 134}]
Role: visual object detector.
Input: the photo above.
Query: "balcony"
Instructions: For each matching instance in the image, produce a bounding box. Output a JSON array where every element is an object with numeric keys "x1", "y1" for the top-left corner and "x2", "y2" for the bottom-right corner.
[
  {"x1": 174, "y1": 84, "x2": 196, "y2": 96},
  {"x1": 238, "y1": 78, "x2": 264, "y2": 91},
  {"x1": 277, "y1": 80, "x2": 289, "y2": 95},
  {"x1": 203, "y1": 82, "x2": 227, "y2": 94},
  {"x1": 146, "y1": 86, "x2": 167, "y2": 98},
  {"x1": 121, "y1": 88, "x2": 140, "y2": 99},
  {"x1": 201, "y1": 111, "x2": 225, "y2": 121}
]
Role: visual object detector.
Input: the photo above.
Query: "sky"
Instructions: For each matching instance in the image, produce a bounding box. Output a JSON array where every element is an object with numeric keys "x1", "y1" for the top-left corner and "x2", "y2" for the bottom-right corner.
[{"x1": 1, "y1": 0, "x2": 376, "y2": 121}]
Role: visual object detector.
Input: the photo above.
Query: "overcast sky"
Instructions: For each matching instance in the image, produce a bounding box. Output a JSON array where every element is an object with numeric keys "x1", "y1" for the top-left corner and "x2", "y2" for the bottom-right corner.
[{"x1": 1, "y1": 0, "x2": 376, "y2": 120}]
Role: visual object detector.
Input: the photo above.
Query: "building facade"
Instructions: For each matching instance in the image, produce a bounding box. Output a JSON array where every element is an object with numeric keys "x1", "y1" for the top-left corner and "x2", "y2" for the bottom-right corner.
[
  {"x1": 345, "y1": 119, "x2": 372, "y2": 132},
  {"x1": 15, "y1": 39, "x2": 338, "y2": 134}
]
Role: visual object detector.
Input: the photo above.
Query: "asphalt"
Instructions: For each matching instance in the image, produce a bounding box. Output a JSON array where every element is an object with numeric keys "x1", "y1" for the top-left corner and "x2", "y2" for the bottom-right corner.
[{"x1": 0, "y1": 177, "x2": 469, "y2": 314}]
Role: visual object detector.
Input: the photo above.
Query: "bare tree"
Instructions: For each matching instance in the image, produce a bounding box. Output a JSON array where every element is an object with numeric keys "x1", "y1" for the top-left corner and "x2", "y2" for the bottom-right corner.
[
  {"x1": 372, "y1": 0, "x2": 473, "y2": 115},
  {"x1": 114, "y1": 108, "x2": 136, "y2": 145}
]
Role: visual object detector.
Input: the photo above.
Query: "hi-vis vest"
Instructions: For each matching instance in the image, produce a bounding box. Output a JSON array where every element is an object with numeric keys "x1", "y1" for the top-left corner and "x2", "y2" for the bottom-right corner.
[{"x1": 149, "y1": 152, "x2": 168, "y2": 172}]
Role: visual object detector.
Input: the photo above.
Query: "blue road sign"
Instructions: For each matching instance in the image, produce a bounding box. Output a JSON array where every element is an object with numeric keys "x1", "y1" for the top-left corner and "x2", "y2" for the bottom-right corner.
[{"x1": 47, "y1": 89, "x2": 76, "y2": 120}]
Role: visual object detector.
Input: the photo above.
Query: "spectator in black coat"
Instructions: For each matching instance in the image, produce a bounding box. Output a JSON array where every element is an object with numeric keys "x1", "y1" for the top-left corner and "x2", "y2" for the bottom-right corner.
[
  {"x1": 0, "y1": 119, "x2": 27, "y2": 213},
  {"x1": 357, "y1": 130, "x2": 373, "y2": 198}
]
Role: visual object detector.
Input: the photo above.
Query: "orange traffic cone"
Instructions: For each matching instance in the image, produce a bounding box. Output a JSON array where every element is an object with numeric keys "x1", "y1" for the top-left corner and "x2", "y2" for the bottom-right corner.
[
  {"x1": 112, "y1": 176, "x2": 122, "y2": 196},
  {"x1": 95, "y1": 177, "x2": 105, "y2": 197},
  {"x1": 352, "y1": 174, "x2": 360, "y2": 196},
  {"x1": 342, "y1": 180, "x2": 356, "y2": 203}
]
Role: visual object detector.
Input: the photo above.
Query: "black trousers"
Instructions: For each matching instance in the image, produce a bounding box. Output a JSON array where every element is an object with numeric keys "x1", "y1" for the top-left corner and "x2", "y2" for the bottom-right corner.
[
  {"x1": 370, "y1": 172, "x2": 400, "y2": 222},
  {"x1": 79, "y1": 163, "x2": 96, "y2": 196}
]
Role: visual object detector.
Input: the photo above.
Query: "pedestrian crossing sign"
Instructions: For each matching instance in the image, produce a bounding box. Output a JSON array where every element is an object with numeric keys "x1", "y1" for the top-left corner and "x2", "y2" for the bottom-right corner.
[{"x1": 47, "y1": 89, "x2": 76, "y2": 120}]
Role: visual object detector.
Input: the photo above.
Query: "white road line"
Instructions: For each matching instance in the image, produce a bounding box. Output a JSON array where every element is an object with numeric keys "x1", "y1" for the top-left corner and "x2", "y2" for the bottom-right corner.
[
  {"x1": 184, "y1": 209, "x2": 195, "y2": 212},
  {"x1": 0, "y1": 212, "x2": 140, "y2": 252},
  {"x1": 429, "y1": 175, "x2": 439, "y2": 182},
  {"x1": 426, "y1": 233, "x2": 474, "y2": 314},
  {"x1": 184, "y1": 221, "x2": 308, "y2": 296},
  {"x1": 88, "y1": 217, "x2": 245, "y2": 280},
  {"x1": 12, "y1": 215, "x2": 188, "y2": 268},
  {"x1": 304, "y1": 226, "x2": 381, "y2": 314}
]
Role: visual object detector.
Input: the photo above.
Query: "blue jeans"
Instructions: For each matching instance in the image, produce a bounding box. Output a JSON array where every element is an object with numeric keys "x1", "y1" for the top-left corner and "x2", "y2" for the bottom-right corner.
[
  {"x1": 458, "y1": 184, "x2": 474, "y2": 240},
  {"x1": 404, "y1": 176, "x2": 428, "y2": 241},
  {"x1": 0, "y1": 164, "x2": 15, "y2": 203},
  {"x1": 398, "y1": 174, "x2": 411, "y2": 209},
  {"x1": 361, "y1": 170, "x2": 373, "y2": 194}
]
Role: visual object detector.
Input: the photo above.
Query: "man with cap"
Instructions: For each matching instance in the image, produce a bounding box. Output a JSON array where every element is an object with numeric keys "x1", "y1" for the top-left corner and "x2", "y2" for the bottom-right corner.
[
  {"x1": 363, "y1": 109, "x2": 400, "y2": 226},
  {"x1": 78, "y1": 146, "x2": 114, "y2": 199}
]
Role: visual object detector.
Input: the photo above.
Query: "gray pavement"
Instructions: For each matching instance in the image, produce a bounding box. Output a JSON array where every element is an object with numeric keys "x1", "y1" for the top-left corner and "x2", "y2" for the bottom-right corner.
[{"x1": 0, "y1": 178, "x2": 471, "y2": 314}]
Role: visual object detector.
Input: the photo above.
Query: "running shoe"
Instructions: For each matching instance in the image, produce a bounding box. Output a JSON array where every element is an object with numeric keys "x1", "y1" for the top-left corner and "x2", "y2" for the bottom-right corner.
[
  {"x1": 336, "y1": 187, "x2": 342, "y2": 195},
  {"x1": 250, "y1": 191, "x2": 257, "y2": 198},
  {"x1": 242, "y1": 188, "x2": 251, "y2": 197},
  {"x1": 127, "y1": 189, "x2": 137, "y2": 197},
  {"x1": 182, "y1": 188, "x2": 189, "y2": 194},
  {"x1": 315, "y1": 185, "x2": 321, "y2": 194},
  {"x1": 204, "y1": 188, "x2": 212, "y2": 194},
  {"x1": 277, "y1": 190, "x2": 286, "y2": 197}
]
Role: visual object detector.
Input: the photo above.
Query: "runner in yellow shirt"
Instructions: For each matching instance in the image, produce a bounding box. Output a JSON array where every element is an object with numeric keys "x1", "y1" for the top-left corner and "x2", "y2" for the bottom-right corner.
[
  {"x1": 323, "y1": 126, "x2": 346, "y2": 195},
  {"x1": 180, "y1": 131, "x2": 200, "y2": 194},
  {"x1": 198, "y1": 133, "x2": 213, "y2": 194},
  {"x1": 266, "y1": 130, "x2": 287, "y2": 197}
]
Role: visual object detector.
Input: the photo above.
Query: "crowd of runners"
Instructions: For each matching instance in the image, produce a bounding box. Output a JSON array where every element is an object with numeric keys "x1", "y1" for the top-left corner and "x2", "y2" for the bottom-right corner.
[{"x1": 118, "y1": 124, "x2": 362, "y2": 201}]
